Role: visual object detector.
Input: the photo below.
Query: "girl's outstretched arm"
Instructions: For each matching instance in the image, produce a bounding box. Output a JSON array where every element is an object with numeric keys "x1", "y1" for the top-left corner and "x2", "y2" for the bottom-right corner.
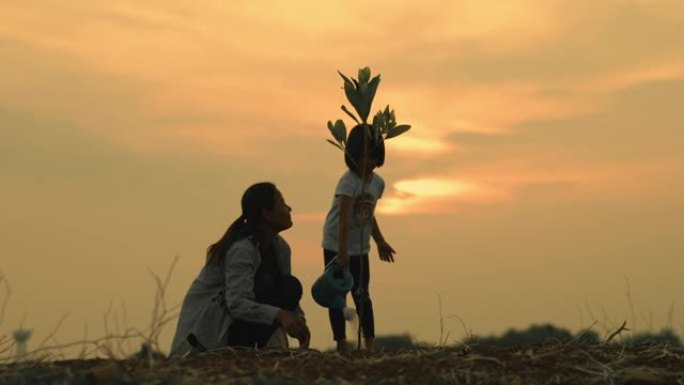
[{"x1": 372, "y1": 216, "x2": 396, "y2": 263}]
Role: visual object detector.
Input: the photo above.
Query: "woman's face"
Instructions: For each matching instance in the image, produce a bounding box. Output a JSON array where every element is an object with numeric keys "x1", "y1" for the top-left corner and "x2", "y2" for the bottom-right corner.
[{"x1": 265, "y1": 189, "x2": 293, "y2": 232}]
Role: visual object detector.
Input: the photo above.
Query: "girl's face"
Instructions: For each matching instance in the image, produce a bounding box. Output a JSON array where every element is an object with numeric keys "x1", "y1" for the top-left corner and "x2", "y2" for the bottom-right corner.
[{"x1": 265, "y1": 189, "x2": 293, "y2": 232}]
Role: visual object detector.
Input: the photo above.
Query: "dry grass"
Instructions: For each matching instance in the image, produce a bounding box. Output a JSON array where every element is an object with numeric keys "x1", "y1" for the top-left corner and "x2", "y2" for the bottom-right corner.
[
  {"x1": 1, "y1": 343, "x2": 683, "y2": 384},
  {"x1": 2, "y1": 263, "x2": 682, "y2": 384},
  {"x1": 0, "y1": 257, "x2": 181, "y2": 363},
  {"x1": 0, "y1": 272, "x2": 14, "y2": 360}
]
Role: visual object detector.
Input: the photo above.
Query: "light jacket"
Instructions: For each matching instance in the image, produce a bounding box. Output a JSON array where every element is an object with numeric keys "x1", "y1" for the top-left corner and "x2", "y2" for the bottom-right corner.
[{"x1": 169, "y1": 235, "x2": 300, "y2": 357}]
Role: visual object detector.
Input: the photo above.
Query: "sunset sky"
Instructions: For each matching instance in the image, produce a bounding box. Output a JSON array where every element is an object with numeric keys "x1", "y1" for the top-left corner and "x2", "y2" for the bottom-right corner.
[{"x1": 1, "y1": 0, "x2": 683, "y2": 354}]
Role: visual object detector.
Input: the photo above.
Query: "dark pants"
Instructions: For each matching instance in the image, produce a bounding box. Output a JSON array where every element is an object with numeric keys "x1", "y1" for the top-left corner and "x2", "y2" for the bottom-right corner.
[
  {"x1": 324, "y1": 249, "x2": 375, "y2": 341},
  {"x1": 227, "y1": 273, "x2": 302, "y2": 348}
]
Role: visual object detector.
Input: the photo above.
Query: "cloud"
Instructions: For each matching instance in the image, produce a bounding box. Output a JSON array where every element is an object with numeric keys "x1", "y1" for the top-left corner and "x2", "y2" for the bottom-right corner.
[
  {"x1": 564, "y1": 60, "x2": 684, "y2": 94},
  {"x1": 387, "y1": 134, "x2": 453, "y2": 156},
  {"x1": 2, "y1": 0, "x2": 684, "y2": 171},
  {"x1": 378, "y1": 148, "x2": 684, "y2": 216},
  {"x1": 378, "y1": 176, "x2": 505, "y2": 215}
]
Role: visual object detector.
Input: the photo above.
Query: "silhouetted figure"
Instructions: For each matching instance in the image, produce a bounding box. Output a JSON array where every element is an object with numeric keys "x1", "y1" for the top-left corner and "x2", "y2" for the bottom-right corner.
[
  {"x1": 322, "y1": 124, "x2": 396, "y2": 353},
  {"x1": 170, "y1": 183, "x2": 309, "y2": 357}
]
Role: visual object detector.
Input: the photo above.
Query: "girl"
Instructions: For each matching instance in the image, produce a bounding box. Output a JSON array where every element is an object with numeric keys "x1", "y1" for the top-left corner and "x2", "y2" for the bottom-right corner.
[
  {"x1": 322, "y1": 124, "x2": 397, "y2": 353},
  {"x1": 170, "y1": 182, "x2": 310, "y2": 357}
]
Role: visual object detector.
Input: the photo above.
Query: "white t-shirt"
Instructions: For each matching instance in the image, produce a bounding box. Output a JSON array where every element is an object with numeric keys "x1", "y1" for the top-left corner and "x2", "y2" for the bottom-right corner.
[{"x1": 322, "y1": 170, "x2": 385, "y2": 255}]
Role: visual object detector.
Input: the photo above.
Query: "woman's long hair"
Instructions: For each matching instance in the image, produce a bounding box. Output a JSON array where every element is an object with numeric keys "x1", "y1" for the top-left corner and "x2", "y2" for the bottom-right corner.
[{"x1": 206, "y1": 182, "x2": 277, "y2": 266}]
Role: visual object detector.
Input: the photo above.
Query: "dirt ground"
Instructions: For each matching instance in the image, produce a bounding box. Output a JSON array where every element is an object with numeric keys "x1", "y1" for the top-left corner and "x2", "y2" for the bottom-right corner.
[{"x1": 1, "y1": 344, "x2": 683, "y2": 384}]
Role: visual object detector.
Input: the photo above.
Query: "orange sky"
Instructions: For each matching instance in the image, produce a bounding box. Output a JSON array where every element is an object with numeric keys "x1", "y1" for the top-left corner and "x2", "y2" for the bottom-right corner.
[{"x1": 1, "y1": 0, "x2": 683, "y2": 355}]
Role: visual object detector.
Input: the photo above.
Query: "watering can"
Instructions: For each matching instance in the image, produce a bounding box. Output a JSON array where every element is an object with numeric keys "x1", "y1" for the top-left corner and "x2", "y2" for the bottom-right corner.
[{"x1": 311, "y1": 257, "x2": 354, "y2": 310}]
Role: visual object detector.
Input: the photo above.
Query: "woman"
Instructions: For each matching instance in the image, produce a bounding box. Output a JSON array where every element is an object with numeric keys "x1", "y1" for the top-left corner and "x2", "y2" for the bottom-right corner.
[{"x1": 170, "y1": 182, "x2": 310, "y2": 357}]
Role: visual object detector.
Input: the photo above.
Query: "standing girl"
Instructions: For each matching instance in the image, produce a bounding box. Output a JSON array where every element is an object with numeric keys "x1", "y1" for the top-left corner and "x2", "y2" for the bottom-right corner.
[{"x1": 322, "y1": 124, "x2": 397, "y2": 353}]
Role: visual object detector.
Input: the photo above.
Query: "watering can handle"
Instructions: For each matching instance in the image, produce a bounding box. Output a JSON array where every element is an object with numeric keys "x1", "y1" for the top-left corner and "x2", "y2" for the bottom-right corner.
[{"x1": 324, "y1": 256, "x2": 349, "y2": 279}]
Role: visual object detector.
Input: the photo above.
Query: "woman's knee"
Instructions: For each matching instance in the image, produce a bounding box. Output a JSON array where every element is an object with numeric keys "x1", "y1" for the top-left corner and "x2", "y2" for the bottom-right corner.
[
  {"x1": 277, "y1": 275, "x2": 303, "y2": 308},
  {"x1": 281, "y1": 275, "x2": 302, "y2": 295}
]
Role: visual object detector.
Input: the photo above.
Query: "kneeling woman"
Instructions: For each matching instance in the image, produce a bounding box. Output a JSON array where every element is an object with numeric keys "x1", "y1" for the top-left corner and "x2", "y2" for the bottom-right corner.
[{"x1": 170, "y1": 182, "x2": 310, "y2": 357}]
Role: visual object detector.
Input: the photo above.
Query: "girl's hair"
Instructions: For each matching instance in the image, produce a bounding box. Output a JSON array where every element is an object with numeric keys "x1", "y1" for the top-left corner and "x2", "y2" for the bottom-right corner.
[
  {"x1": 344, "y1": 124, "x2": 385, "y2": 175},
  {"x1": 206, "y1": 182, "x2": 278, "y2": 266}
]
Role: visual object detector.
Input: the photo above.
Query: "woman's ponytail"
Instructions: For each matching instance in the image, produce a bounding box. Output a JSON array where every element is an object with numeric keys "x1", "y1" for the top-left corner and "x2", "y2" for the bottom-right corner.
[
  {"x1": 206, "y1": 215, "x2": 246, "y2": 266},
  {"x1": 205, "y1": 183, "x2": 277, "y2": 266}
]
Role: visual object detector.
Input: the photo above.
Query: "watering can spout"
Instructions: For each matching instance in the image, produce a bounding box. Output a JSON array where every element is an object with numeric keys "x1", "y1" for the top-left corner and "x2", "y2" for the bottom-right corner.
[{"x1": 311, "y1": 257, "x2": 354, "y2": 310}]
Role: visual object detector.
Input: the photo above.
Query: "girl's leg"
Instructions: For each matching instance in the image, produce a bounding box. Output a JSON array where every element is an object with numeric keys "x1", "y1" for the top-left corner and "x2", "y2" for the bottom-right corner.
[
  {"x1": 364, "y1": 337, "x2": 375, "y2": 352},
  {"x1": 350, "y1": 254, "x2": 375, "y2": 350},
  {"x1": 324, "y1": 249, "x2": 347, "y2": 345}
]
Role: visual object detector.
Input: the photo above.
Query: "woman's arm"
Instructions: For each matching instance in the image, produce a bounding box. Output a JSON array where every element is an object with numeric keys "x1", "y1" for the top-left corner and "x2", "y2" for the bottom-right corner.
[
  {"x1": 337, "y1": 195, "x2": 353, "y2": 266},
  {"x1": 275, "y1": 237, "x2": 307, "y2": 319},
  {"x1": 372, "y1": 216, "x2": 396, "y2": 263},
  {"x1": 223, "y1": 243, "x2": 281, "y2": 325},
  {"x1": 274, "y1": 237, "x2": 310, "y2": 348}
]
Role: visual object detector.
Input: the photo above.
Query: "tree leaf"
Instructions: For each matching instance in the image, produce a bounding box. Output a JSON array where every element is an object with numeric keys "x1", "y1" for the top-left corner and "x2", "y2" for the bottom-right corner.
[
  {"x1": 328, "y1": 120, "x2": 345, "y2": 143},
  {"x1": 357, "y1": 82, "x2": 371, "y2": 122},
  {"x1": 359, "y1": 82, "x2": 368, "y2": 95},
  {"x1": 385, "y1": 124, "x2": 411, "y2": 139},
  {"x1": 344, "y1": 81, "x2": 361, "y2": 113},
  {"x1": 358, "y1": 67, "x2": 371, "y2": 84},
  {"x1": 334, "y1": 119, "x2": 347, "y2": 143},
  {"x1": 369, "y1": 124, "x2": 381, "y2": 142},
  {"x1": 337, "y1": 70, "x2": 353, "y2": 86},
  {"x1": 357, "y1": 89, "x2": 371, "y2": 123},
  {"x1": 338, "y1": 70, "x2": 362, "y2": 113},
  {"x1": 357, "y1": 74, "x2": 380, "y2": 123},
  {"x1": 326, "y1": 139, "x2": 344, "y2": 151},
  {"x1": 372, "y1": 111, "x2": 385, "y2": 135},
  {"x1": 366, "y1": 75, "x2": 381, "y2": 112},
  {"x1": 341, "y1": 105, "x2": 360, "y2": 123}
]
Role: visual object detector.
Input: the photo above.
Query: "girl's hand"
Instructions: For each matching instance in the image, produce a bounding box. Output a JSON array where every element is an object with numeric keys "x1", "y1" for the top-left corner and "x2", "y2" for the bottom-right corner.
[{"x1": 377, "y1": 240, "x2": 396, "y2": 263}]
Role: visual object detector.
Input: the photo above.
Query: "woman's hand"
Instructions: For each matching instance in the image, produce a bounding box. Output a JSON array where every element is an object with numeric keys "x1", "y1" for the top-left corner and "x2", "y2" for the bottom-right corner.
[
  {"x1": 297, "y1": 326, "x2": 311, "y2": 349},
  {"x1": 276, "y1": 310, "x2": 310, "y2": 349},
  {"x1": 376, "y1": 239, "x2": 396, "y2": 263}
]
